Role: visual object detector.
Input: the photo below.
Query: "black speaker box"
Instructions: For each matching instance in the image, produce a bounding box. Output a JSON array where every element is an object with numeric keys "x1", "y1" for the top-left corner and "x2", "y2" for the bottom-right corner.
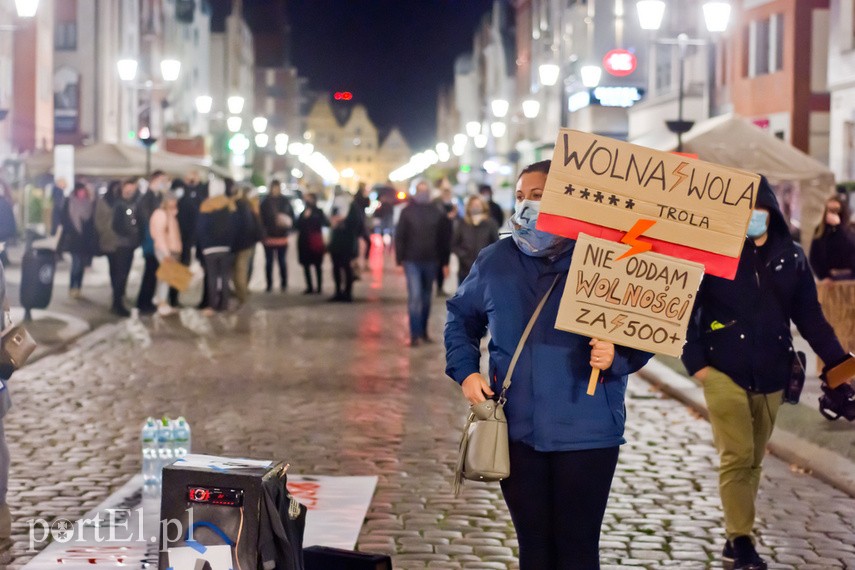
[{"x1": 303, "y1": 546, "x2": 392, "y2": 570}]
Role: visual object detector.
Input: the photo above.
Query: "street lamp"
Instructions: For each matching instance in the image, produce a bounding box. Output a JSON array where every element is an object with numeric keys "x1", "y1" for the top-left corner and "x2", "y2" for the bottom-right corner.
[
  {"x1": 465, "y1": 121, "x2": 481, "y2": 137},
  {"x1": 490, "y1": 121, "x2": 507, "y2": 138},
  {"x1": 580, "y1": 65, "x2": 603, "y2": 88},
  {"x1": 116, "y1": 59, "x2": 138, "y2": 82},
  {"x1": 227, "y1": 116, "x2": 242, "y2": 133},
  {"x1": 522, "y1": 99, "x2": 541, "y2": 119},
  {"x1": 160, "y1": 59, "x2": 181, "y2": 82},
  {"x1": 636, "y1": 0, "x2": 731, "y2": 152},
  {"x1": 252, "y1": 117, "x2": 268, "y2": 133},
  {"x1": 195, "y1": 95, "x2": 213, "y2": 114},
  {"x1": 538, "y1": 63, "x2": 560, "y2": 87},
  {"x1": 227, "y1": 96, "x2": 245, "y2": 115},
  {"x1": 14, "y1": 0, "x2": 39, "y2": 18},
  {"x1": 491, "y1": 99, "x2": 509, "y2": 118}
]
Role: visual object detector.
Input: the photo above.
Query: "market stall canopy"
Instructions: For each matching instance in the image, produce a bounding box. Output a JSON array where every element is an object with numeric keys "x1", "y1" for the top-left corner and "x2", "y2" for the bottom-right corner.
[
  {"x1": 632, "y1": 113, "x2": 836, "y2": 248},
  {"x1": 24, "y1": 142, "x2": 231, "y2": 179}
]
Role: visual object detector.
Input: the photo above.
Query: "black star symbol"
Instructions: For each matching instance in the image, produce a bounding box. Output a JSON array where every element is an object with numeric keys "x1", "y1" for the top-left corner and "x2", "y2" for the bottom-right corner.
[
  {"x1": 593, "y1": 191, "x2": 605, "y2": 203},
  {"x1": 608, "y1": 195, "x2": 620, "y2": 206},
  {"x1": 579, "y1": 188, "x2": 591, "y2": 200},
  {"x1": 625, "y1": 199, "x2": 635, "y2": 210},
  {"x1": 564, "y1": 183, "x2": 575, "y2": 196}
]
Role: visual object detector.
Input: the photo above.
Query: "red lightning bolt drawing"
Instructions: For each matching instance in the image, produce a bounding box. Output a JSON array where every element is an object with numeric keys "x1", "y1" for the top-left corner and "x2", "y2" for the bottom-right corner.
[
  {"x1": 669, "y1": 161, "x2": 690, "y2": 192},
  {"x1": 615, "y1": 219, "x2": 657, "y2": 261}
]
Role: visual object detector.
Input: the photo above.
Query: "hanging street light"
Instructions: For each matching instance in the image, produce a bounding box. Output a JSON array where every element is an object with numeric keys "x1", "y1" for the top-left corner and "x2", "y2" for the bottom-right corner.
[{"x1": 538, "y1": 63, "x2": 560, "y2": 87}]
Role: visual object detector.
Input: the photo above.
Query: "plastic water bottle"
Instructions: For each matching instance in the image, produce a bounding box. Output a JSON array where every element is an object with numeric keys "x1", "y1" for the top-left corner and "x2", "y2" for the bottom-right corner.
[
  {"x1": 141, "y1": 418, "x2": 159, "y2": 485},
  {"x1": 172, "y1": 417, "x2": 191, "y2": 460},
  {"x1": 156, "y1": 416, "x2": 175, "y2": 480}
]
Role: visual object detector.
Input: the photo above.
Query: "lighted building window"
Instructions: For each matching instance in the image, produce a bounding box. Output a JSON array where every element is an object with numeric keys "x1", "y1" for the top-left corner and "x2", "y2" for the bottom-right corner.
[{"x1": 55, "y1": 22, "x2": 77, "y2": 51}]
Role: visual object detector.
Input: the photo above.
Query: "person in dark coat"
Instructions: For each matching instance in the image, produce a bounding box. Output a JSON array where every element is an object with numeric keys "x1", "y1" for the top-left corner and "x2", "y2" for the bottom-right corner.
[
  {"x1": 445, "y1": 160, "x2": 651, "y2": 569},
  {"x1": 809, "y1": 191, "x2": 855, "y2": 281},
  {"x1": 105, "y1": 179, "x2": 142, "y2": 316},
  {"x1": 170, "y1": 171, "x2": 208, "y2": 307},
  {"x1": 230, "y1": 184, "x2": 262, "y2": 306},
  {"x1": 50, "y1": 178, "x2": 68, "y2": 236},
  {"x1": 479, "y1": 184, "x2": 505, "y2": 228},
  {"x1": 353, "y1": 182, "x2": 372, "y2": 270},
  {"x1": 682, "y1": 176, "x2": 852, "y2": 570},
  {"x1": 196, "y1": 177, "x2": 237, "y2": 314},
  {"x1": 433, "y1": 186, "x2": 457, "y2": 296},
  {"x1": 58, "y1": 182, "x2": 98, "y2": 297},
  {"x1": 395, "y1": 180, "x2": 451, "y2": 345},
  {"x1": 259, "y1": 179, "x2": 294, "y2": 292},
  {"x1": 294, "y1": 193, "x2": 328, "y2": 294},
  {"x1": 452, "y1": 194, "x2": 499, "y2": 286},
  {"x1": 135, "y1": 170, "x2": 170, "y2": 314},
  {"x1": 327, "y1": 192, "x2": 360, "y2": 302}
]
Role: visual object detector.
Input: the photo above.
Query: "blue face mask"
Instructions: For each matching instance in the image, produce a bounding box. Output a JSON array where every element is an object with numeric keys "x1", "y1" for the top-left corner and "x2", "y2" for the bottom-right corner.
[
  {"x1": 511, "y1": 200, "x2": 572, "y2": 257},
  {"x1": 747, "y1": 209, "x2": 769, "y2": 239}
]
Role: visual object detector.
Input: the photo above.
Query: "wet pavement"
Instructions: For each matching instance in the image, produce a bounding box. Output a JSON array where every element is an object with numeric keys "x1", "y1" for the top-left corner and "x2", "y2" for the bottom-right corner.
[{"x1": 3, "y1": 249, "x2": 855, "y2": 569}]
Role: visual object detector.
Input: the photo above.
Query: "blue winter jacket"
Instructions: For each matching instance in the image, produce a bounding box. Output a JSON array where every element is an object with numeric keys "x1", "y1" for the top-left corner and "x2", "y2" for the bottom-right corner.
[{"x1": 445, "y1": 237, "x2": 653, "y2": 452}]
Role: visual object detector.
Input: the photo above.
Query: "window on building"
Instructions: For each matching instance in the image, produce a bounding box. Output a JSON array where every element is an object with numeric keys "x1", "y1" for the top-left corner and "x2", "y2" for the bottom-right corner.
[
  {"x1": 55, "y1": 22, "x2": 77, "y2": 51},
  {"x1": 747, "y1": 14, "x2": 784, "y2": 77}
]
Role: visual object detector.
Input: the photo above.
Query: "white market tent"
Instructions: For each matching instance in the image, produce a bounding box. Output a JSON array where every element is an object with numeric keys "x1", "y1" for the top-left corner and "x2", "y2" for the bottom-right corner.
[
  {"x1": 632, "y1": 114, "x2": 836, "y2": 249},
  {"x1": 24, "y1": 142, "x2": 231, "y2": 179}
]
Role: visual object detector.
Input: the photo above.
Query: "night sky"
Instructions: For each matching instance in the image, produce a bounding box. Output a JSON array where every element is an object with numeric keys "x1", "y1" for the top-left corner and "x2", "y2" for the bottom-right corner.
[{"x1": 284, "y1": 0, "x2": 497, "y2": 150}]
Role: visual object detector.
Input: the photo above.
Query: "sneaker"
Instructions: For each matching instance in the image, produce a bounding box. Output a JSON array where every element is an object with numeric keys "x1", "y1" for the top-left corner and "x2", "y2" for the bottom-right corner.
[
  {"x1": 157, "y1": 304, "x2": 176, "y2": 316},
  {"x1": 722, "y1": 539, "x2": 734, "y2": 566},
  {"x1": 69, "y1": 288, "x2": 81, "y2": 299},
  {"x1": 111, "y1": 305, "x2": 131, "y2": 318},
  {"x1": 732, "y1": 536, "x2": 767, "y2": 570}
]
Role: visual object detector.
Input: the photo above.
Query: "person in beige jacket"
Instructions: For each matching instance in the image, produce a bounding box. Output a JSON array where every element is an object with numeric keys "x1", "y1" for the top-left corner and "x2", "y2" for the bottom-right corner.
[{"x1": 149, "y1": 193, "x2": 182, "y2": 315}]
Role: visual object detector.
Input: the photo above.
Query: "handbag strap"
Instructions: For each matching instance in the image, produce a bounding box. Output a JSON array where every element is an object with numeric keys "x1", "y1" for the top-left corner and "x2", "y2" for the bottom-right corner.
[{"x1": 499, "y1": 273, "x2": 562, "y2": 403}]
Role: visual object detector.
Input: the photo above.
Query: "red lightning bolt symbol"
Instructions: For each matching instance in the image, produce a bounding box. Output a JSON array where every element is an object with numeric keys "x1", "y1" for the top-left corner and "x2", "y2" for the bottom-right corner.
[
  {"x1": 670, "y1": 161, "x2": 690, "y2": 192},
  {"x1": 615, "y1": 219, "x2": 657, "y2": 261}
]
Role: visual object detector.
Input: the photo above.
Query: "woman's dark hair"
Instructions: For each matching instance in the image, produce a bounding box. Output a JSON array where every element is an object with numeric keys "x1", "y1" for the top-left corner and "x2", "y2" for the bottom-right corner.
[{"x1": 518, "y1": 160, "x2": 551, "y2": 180}]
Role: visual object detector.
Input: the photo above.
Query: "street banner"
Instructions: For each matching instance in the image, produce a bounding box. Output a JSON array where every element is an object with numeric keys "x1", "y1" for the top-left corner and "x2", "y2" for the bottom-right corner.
[
  {"x1": 555, "y1": 234, "x2": 705, "y2": 357},
  {"x1": 818, "y1": 280, "x2": 855, "y2": 357},
  {"x1": 537, "y1": 129, "x2": 760, "y2": 279}
]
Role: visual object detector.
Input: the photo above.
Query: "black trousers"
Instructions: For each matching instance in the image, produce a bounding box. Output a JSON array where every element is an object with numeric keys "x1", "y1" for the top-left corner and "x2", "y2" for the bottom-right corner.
[
  {"x1": 136, "y1": 254, "x2": 159, "y2": 310},
  {"x1": 168, "y1": 243, "x2": 194, "y2": 306},
  {"x1": 108, "y1": 247, "x2": 135, "y2": 310},
  {"x1": 265, "y1": 245, "x2": 287, "y2": 291},
  {"x1": 500, "y1": 441, "x2": 619, "y2": 570},
  {"x1": 331, "y1": 256, "x2": 353, "y2": 298},
  {"x1": 302, "y1": 263, "x2": 322, "y2": 292}
]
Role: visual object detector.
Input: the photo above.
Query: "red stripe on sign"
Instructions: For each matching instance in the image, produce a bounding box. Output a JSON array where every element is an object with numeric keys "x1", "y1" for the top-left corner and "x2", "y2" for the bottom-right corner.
[{"x1": 536, "y1": 213, "x2": 739, "y2": 280}]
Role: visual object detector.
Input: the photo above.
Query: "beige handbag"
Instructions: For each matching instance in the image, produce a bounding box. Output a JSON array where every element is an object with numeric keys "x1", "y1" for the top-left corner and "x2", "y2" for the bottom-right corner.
[
  {"x1": 0, "y1": 305, "x2": 37, "y2": 379},
  {"x1": 453, "y1": 274, "x2": 561, "y2": 495}
]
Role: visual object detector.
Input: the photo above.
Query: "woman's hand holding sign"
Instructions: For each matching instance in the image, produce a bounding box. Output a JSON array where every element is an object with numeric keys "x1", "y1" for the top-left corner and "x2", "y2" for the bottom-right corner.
[{"x1": 588, "y1": 338, "x2": 615, "y2": 395}]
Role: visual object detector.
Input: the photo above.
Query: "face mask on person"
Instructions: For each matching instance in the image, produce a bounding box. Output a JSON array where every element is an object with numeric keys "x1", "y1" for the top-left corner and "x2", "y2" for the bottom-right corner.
[
  {"x1": 511, "y1": 200, "x2": 571, "y2": 257},
  {"x1": 746, "y1": 209, "x2": 770, "y2": 239},
  {"x1": 826, "y1": 207, "x2": 841, "y2": 227}
]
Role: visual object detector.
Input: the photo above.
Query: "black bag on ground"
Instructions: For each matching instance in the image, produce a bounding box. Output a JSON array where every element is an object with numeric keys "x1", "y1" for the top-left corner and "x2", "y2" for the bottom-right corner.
[
  {"x1": 303, "y1": 546, "x2": 392, "y2": 570},
  {"x1": 19, "y1": 248, "x2": 55, "y2": 310}
]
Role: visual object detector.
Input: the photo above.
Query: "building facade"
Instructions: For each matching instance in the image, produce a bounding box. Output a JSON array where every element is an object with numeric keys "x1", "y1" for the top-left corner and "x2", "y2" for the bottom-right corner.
[{"x1": 828, "y1": 0, "x2": 855, "y2": 181}]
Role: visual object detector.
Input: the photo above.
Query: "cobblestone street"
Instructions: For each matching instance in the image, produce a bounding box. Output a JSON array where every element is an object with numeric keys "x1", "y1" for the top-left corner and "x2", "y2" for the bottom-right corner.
[{"x1": 3, "y1": 259, "x2": 855, "y2": 569}]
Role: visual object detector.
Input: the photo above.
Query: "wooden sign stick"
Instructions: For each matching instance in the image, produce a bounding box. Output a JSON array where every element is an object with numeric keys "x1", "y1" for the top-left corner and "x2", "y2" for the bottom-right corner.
[{"x1": 587, "y1": 366, "x2": 599, "y2": 396}]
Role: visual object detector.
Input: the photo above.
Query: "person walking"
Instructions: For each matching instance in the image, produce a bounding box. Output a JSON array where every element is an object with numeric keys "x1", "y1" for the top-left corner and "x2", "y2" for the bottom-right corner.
[
  {"x1": 328, "y1": 191, "x2": 360, "y2": 302},
  {"x1": 809, "y1": 191, "x2": 855, "y2": 281},
  {"x1": 176, "y1": 171, "x2": 208, "y2": 308},
  {"x1": 231, "y1": 184, "x2": 262, "y2": 306},
  {"x1": 197, "y1": 177, "x2": 237, "y2": 314},
  {"x1": 136, "y1": 171, "x2": 170, "y2": 314},
  {"x1": 452, "y1": 194, "x2": 499, "y2": 286},
  {"x1": 103, "y1": 179, "x2": 142, "y2": 316},
  {"x1": 58, "y1": 182, "x2": 98, "y2": 298},
  {"x1": 445, "y1": 160, "x2": 652, "y2": 569},
  {"x1": 395, "y1": 180, "x2": 451, "y2": 346},
  {"x1": 149, "y1": 193, "x2": 182, "y2": 316},
  {"x1": 50, "y1": 177, "x2": 68, "y2": 236},
  {"x1": 479, "y1": 184, "x2": 505, "y2": 228},
  {"x1": 353, "y1": 182, "x2": 372, "y2": 271},
  {"x1": 433, "y1": 186, "x2": 457, "y2": 296},
  {"x1": 294, "y1": 192, "x2": 328, "y2": 294},
  {"x1": 260, "y1": 179, "x2": 294, "y2": 292},
  {"x1": 682, "y1": 177, "x2": 854, "y2": 570}
]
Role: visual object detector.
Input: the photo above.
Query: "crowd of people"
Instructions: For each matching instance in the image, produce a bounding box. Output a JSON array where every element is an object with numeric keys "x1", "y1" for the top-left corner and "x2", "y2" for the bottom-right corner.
[{"x1": 39, "y1": 171, "x2": 508, "y2": 322}]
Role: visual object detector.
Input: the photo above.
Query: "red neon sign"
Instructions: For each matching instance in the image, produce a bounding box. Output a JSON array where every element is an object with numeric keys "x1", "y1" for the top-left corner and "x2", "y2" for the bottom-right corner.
[{"x1": 603, "y1": 49, "x2": 637, "y2": 77}]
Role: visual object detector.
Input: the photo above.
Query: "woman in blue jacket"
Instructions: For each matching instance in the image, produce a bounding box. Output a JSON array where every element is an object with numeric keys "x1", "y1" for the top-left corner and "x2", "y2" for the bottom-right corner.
[{"x1": 445, "y1": 160, "x2": 651, "y2": 569}]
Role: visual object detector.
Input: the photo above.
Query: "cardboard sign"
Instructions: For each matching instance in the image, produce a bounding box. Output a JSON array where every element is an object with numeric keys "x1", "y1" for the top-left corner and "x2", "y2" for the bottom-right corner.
[
  {"x1": 818, "y1": 281, "x2": 855, "y2": 355},
  {"x1": 538, "y1": 129, "x2": 761, "y2": 279},
  {"x1": 555, "y1": 234, "x2": 705, "y2": 357}
]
